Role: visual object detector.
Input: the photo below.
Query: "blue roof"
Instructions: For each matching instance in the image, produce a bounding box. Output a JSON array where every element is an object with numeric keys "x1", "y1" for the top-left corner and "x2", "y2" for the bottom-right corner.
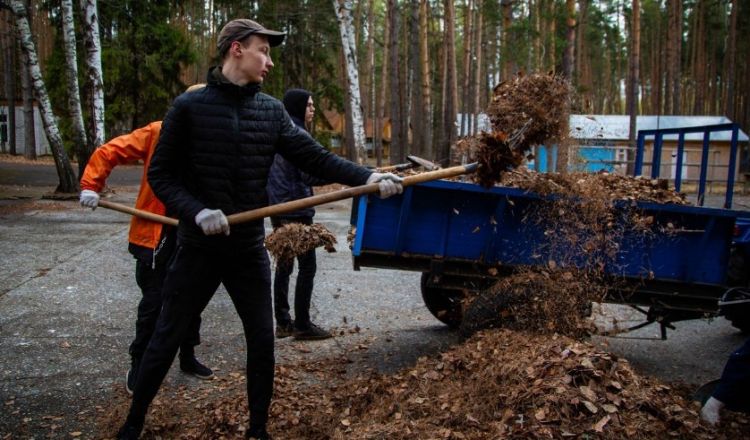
[{"x1": 458, "y1": 114, "x2": 749, "y2": 142}]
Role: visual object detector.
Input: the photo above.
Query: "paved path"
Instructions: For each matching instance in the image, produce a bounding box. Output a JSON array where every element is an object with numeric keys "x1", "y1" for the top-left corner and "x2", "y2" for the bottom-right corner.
[{"x1": 0, "y1": 159, "x2": 747, "y2": 438}]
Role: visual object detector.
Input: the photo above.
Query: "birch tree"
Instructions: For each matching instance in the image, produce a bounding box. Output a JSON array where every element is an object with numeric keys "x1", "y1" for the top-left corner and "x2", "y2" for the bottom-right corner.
[
  {"x1": 9, "y1": 0, "x2": 78, "y2": 193},
  {"x1": 333, "y1": 0, "x2": 367, "y2": 164},
  {"x1": 80, "y1": 0, "x2": 105, "y2": 155},
  {"x1": 61, "y1": 0, "x2": 88, "y2": 176}
]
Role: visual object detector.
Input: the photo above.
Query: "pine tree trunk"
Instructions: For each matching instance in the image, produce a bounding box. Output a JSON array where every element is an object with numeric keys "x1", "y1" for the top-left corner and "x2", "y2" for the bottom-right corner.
[
  {"x1": 501, "y1": 0, "x2": 513, "y2": 79},
  {"x1": 562, "y1": 0, "x2": 575, "y2": 79},
  {"x1": 441, "y1": 0, "x2": 458, "y2": 164},
  {"x1": 627, "y1": 0, "x2": 640, "y2": 155},
  {"x1": 460, "y1": 0, "x2": 473, "y2": 137},
  {"x1": 672, "y1": 0, "x2": 682, "y2": 113},
  {"x1": 409, "y1": 0, "x2": 423, "y2": 156},
  {"x1": 80, "y1": 0, "x2": 105, "y2": 153},
  {"x1": 377, "y1": 2, "x2": 390, "y2": 167},
  {"x1": 388, "y1": 0, "x2": 403, "y2": 164},
  {"x1": 61, "y1": 0, "x2": 88, "y2": 177},
  {"x1": 334, "y1": 0, "x2": 367, "y2": 164},
  {"x1": 366, "y1": 0, "x2": 380, "y2": 166},
  {"x1": 10, "y1": 0, "x2": 77, "y2": 192},
  {"x1": 723, "y1": 0, "x2": 737, "y2": 120},
  {"x1": 419, "y1": 0, "x2": 432, "y2": 159},
  {"x1": 3, "y1": 11, "x2": 17, "y2": 155},
  {"x1": 472, "y1": 4, "x2": 482, "y2": 135}
]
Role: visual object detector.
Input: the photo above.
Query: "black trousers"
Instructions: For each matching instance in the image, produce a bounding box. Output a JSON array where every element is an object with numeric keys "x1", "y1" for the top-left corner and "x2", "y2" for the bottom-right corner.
[
  {"x1": 271, "y1": 217, "x2": 316, "y2": 328},
  {"x1": 713, "y1": 337, "x2": 750, "y2": 412},
  {"x1": 129, "y1": 244, "x2": 274, "y2": 427},
  {"x1": 130, "y1": 259, "x2": 200, "y2": 358}
]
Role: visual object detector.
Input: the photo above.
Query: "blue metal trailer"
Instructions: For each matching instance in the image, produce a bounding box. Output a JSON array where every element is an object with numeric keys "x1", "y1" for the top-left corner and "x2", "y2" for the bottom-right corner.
[{"x1": 350, "y1": 124, "x2": 750, "y2": 335}]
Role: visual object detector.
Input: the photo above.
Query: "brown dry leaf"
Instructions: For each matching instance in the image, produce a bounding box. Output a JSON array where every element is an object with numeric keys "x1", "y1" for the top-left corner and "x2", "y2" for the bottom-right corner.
[{"x1": 593, "y1": 415, "x2": 611, "y2": 432}]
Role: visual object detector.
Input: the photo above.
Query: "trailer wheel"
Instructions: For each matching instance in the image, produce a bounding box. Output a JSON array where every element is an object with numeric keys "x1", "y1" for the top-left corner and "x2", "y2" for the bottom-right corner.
[
  {"x1": 458, "y1": 289, "x2": 518, "y2": 338},
  {"x1": 420, "y1": 273, "x2": 465, "y2": 328},
  {"x1": 725, "y1": 248, "x2": 750, "y2": 333}
]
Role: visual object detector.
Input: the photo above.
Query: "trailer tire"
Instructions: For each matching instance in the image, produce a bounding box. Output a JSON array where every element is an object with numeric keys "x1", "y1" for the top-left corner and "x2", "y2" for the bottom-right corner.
[
  {"x1": 420, "y1": 273, "x2": 465, "y2": 328},
  {"x1": 459, "y1": 289, "x2": 518, "y2": 338},
  {"x1": 725, "y1": 248, "x2": 750, "y2": 333}
]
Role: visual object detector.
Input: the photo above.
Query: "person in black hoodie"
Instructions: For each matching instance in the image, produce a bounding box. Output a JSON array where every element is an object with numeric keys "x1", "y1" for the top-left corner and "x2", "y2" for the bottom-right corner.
[
  {"x1": 115, "y1": 18, "x2": 403, "y2": 440},
  {"x1": 267, "y1": 89, "x2": 332, "y2": 340}
]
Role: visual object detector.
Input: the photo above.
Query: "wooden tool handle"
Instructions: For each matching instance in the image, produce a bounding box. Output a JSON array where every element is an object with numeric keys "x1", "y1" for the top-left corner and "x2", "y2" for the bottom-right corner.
[
  {"x1": 97, "y1": 200, "x2": 179, "y2": 226},
  {"x1": 227, "y1": 162, "x2": 477, "y2": 225}
]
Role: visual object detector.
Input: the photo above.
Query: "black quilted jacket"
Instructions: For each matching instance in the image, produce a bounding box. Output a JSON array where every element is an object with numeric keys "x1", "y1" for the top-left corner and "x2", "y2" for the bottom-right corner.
[{"x1": 148, "y1": 67, "x2": 371, "y2": 250}]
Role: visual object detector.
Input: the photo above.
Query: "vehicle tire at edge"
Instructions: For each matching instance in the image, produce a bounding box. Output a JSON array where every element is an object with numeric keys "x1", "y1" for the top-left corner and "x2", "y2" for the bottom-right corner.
[{"x1": 420, "y1": 272, "x2": 465, "y2": 329}]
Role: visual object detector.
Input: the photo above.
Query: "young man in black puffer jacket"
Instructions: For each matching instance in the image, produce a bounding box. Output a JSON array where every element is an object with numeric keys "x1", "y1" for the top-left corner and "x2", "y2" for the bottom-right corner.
[
  {"x1": 267, "y1": 88, "x2": 332, "y2": 341},
  {"x1": 115, "y1": 18, "x2": 403, "y2": 440}
]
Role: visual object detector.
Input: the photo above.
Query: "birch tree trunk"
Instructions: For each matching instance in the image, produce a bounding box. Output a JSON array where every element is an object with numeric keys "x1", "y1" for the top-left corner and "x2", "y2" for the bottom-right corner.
[
  {"x1": 333, "y1": 0, "x2": 367, "y2": 165},
  {"x1": 61, "y1": 0, "x2": 88, "y2": 177},
  {"x1": 80, "y1": 0, "x2": 105, "y2": 154},
  {"x1": 10, "y1": 0, "x2": 78, "y2": 193}
]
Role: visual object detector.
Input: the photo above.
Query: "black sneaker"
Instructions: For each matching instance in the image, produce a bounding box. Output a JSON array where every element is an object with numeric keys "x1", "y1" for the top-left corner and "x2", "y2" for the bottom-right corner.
[
  {"x1": 116, "y1": 416, "x2": 144, "y2": 440},
  {"x1": 125, "y1": 357, "x2": 139, "y2": 395},
  {"x1": 179, "y1": 355, "x2": 214, "y2": 380},
  {"x1": 293, "y1": 322, "x2": 333, "y2": 341},
  {"x1": 275, "y1": 321, "x2": 295, "y2": 339},
  {"x1": 245, "y1": 426, "x2": 273, "y2": 440}
]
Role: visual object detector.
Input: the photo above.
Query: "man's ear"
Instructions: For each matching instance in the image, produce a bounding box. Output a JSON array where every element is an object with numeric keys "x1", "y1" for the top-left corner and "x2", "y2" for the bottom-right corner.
[{"x1": 230, "y1": 41, "x2": 242, "y2": 57}]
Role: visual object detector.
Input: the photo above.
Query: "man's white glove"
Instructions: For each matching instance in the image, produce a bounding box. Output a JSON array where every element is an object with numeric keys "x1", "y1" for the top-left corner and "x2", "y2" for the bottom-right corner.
[
  {"x1": 79, "y1": 189, "x2": 100, "y2": 209},
  {"x1": 366, "y1": 172, "x2": 404, "y2": 199},
  {"x1": 195, "y1": 208, "x2": 230, "y2": 236}
]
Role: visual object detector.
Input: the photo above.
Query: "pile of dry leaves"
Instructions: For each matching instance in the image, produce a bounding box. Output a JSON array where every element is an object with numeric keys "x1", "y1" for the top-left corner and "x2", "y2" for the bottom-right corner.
[
  {"x1": 498, "y1": 167, "x2": 688, "y2": 205},
  {"x1": 265, "y1": 223, "x2": 337, "y2": 262},
  {"x1": 103, "y1": 330, "x2": 748, "y2": 439},
  {"x1": 461, "y1": 72, "x2": 571, "y2": 187}
]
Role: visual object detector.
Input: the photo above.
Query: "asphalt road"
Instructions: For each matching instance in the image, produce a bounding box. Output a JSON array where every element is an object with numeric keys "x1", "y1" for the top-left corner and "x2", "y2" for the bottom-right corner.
[{"x1": 0, "y1": 159, "x2": 747, "y2": 438}]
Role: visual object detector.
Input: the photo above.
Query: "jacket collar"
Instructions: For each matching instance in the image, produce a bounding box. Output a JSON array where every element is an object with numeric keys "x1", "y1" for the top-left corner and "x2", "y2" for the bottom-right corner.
[{"x1": 207, "y1": 66, "x2": 261, "y2": 97}]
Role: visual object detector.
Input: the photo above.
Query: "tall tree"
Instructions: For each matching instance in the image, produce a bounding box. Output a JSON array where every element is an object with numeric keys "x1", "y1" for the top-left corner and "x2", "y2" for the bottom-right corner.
[
  {"x1": 562, "y1": 0, "x2": 576, "y2": 79},
  {"x1": 333, "y1": 0, "x2": 367, "y2": 164},
  {"x1": 388, "y1": 0, "x2": 404, "y2": 164},
  {"x1": 80, "y1": 0, "x2": 105, "y2": 153},
  {"x1": 2, "y1": 8, "x2": 17, "y2": 155},
  {"x1": 409, "y1": 0, "x2": 423, "y2": 156},
  {"x1": 418, "y1": 0, "x2": 432, "y2": 158},
  {"x1": 377, "y1": 1, "x2": 390, "y2": 167},
  {"x1": 627, "y1": 0, "x2": 640, "y2": 156},
  {"x1": 723, "y1": 0, "x2": 737, "y2": 120},
  {"x1": 440, "y1": 0, "x2": 458, "y2": 164},
  {"x1": 60, "y1": 0, "x2": 87, "y2": 176},
  {"x1": 9, "y1": 0, "x2": 77, "y2": 192}
]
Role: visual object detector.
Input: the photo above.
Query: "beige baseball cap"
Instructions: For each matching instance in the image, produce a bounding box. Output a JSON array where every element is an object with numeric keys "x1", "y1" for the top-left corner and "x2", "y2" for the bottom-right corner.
[{"x1": 217, "y1": 19, "x2": 286, "y2": 57}]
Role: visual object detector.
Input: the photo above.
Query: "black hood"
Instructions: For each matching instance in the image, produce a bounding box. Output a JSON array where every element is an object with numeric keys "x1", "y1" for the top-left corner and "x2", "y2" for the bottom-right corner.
[{"x1": 282, "y1": 88, "x2": 312, "y2": 122}]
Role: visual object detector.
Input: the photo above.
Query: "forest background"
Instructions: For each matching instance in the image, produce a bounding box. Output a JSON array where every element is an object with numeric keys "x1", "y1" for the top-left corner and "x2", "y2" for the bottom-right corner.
[{"x1": 0, "y1": 0, "x2": 748, "y2": 193}]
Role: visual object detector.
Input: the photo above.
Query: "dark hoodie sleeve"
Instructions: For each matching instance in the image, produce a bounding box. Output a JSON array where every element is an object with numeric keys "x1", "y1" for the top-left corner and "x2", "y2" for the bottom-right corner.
[
  {"x1": 148, "y1": 96, "x2": 206, "y2": 223},
  {"x1": 275, "y1": 112, "x2": 372, "y2": 187}
]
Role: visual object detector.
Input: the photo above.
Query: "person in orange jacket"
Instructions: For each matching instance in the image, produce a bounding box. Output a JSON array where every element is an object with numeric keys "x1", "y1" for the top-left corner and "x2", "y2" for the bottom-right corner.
[{"x1": 79, "y1": 111, "x2": 213, "y2": 395}]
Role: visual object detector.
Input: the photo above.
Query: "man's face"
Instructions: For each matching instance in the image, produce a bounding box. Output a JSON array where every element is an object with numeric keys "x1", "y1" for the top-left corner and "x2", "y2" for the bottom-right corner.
[
  {"x1": 305, "y1": 97, "x2": 315, "y2": 124},
  {"x1": 232, "y1": 35, "x2": 274, "y2": 84}
]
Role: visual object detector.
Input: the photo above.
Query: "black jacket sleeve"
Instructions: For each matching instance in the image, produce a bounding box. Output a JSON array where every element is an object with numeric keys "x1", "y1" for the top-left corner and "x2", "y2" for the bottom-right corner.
[
  {"x1": 148, "y1": 96, "x2": 206, "y2": 223},
  {"x1": 275, "y1": 113, "x2": 372, "y2": 187}
]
